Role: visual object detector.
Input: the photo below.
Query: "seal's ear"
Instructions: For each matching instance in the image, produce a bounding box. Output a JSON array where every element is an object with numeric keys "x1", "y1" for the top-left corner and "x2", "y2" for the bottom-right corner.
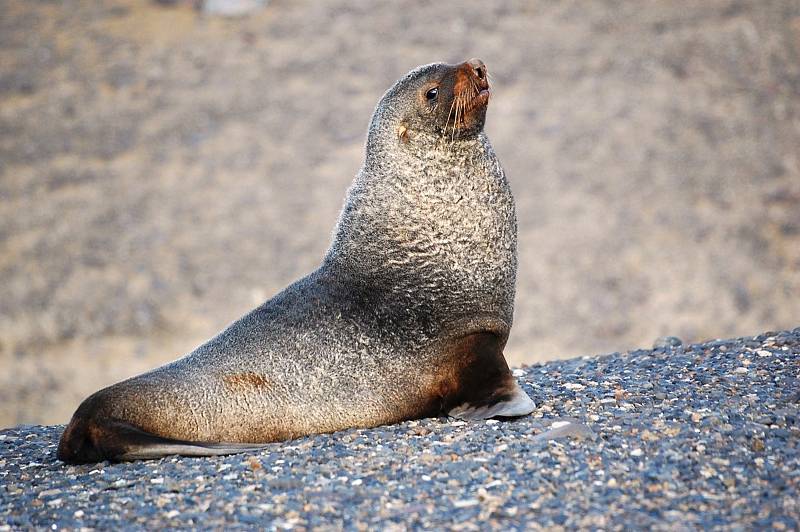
[{"x1": 397, "y1": 124, "x2": 410, "y2": 143}]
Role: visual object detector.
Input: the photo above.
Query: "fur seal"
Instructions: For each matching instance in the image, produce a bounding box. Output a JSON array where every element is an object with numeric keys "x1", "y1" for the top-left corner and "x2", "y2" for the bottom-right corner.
[{"x1": 57, "y1": 58, "x2": 535, "y2": 464}]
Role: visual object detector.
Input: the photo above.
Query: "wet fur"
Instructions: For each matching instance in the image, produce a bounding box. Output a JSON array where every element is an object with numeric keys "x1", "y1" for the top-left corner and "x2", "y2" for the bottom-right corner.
[{"x1": 58, "y1": 60, "x2": 534, "y2": 464}]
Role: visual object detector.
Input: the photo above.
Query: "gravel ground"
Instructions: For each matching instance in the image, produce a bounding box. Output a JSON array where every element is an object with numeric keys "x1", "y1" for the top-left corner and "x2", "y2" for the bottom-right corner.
[{"x1": 1, "y1": 328, "x2": 798, "y2": 529}]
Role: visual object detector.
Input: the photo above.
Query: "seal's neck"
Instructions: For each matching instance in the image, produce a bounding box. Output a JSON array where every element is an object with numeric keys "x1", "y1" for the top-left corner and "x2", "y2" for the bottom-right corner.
[{"x1": 324, "y1": 129, "x2": 517, "y2": 323}]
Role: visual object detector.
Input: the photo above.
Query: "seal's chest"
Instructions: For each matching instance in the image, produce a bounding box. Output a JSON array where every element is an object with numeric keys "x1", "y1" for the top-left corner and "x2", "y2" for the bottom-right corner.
[{"x1": 396, "y1": 164, "x2": 516, "y2": 280}]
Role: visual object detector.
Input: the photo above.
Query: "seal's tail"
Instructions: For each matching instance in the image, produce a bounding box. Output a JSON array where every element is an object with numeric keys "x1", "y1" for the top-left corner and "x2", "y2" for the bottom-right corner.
[{"x1": 57, "y1": 416, "x2": 268, "y2": 464}]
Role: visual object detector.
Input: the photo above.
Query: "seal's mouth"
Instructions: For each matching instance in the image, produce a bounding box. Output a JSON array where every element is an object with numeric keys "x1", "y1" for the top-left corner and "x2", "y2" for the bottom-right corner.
[
  {"x1": 445, "y1": 59, "x2": 491, "y2": 138},
  {"x1": 467, "y1": 88, "x2": 491, "y2": 112}
]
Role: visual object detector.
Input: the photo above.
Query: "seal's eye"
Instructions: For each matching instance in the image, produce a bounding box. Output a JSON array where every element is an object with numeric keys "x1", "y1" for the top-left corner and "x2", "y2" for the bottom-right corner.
[{"x1": 425, "y1": 87, "x2": 438, "y2": 101}]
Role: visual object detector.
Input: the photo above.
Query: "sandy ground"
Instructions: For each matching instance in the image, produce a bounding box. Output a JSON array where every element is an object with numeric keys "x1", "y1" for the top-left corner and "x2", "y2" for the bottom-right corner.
[{"x1": 1, "y1": 0, "x2": 799, "y2": 426}]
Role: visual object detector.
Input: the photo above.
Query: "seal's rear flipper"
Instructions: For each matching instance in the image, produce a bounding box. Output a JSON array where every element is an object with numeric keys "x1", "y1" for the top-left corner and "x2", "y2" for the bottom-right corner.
[
  {"x1": 58, "y1": 415, "x2": 268, "y2": 464},
  {"x1": 119, "y1": 438, "x2": 270, "y2": 461},
  {"x1": 440, "y1": 331, "x2": 536, "y2": 421}
]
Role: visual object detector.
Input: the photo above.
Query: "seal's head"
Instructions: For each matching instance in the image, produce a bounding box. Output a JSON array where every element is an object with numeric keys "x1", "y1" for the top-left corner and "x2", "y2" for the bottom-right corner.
[{"x1": 371, "y1": 59, "x2": 491, "y2": 146}]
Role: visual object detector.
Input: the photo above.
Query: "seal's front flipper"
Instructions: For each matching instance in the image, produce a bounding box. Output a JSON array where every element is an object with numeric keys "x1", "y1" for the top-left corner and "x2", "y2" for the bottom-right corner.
[
  {"x1": 440, "y1": 331, "x2": 536, "y2": 421},
  {"x1": 448, "y1": 381, "x2": 535, "y2": 420},
  {"x1": 58, "y1": 414, "x2": 268, "y2": 464}
]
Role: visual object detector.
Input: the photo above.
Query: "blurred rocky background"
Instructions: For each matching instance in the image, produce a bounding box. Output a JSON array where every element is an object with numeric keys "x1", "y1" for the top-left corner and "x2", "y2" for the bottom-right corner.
[{"x1": 1, "y1": 0, "x2": 799, "y2": 426}]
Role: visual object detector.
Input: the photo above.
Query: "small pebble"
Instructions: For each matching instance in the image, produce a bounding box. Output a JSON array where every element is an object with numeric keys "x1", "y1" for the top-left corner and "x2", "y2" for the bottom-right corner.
[
  {"x1": 453, "y1": 499, "x2": 479, "y2": 508},
  {"x1": 653, "y1": 336, "x2": 683, "y2": 348}
]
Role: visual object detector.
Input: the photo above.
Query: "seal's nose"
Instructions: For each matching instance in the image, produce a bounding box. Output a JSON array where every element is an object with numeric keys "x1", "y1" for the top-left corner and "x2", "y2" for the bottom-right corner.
[{"x1": 467, "y1": 58, "x2": 487, "y2": 81}]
